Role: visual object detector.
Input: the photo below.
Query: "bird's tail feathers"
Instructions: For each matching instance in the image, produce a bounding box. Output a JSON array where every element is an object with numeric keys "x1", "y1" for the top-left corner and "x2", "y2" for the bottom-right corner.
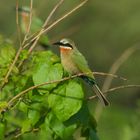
[
  {"x1": 81, "y1": 75, "x2": 110, "y2": 106},
  {"x1": 92, "y1": 84, "x2": 110, "y2": 106}
]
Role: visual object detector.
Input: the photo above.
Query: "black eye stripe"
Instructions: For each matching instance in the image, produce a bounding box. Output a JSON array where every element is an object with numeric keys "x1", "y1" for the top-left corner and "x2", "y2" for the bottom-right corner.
[
  {"x1": 53, "y1": 41, "x2": 73, "y2": 49},
  {"x1": 64, "y1": 43, "x2": 73, "y2": 48}
]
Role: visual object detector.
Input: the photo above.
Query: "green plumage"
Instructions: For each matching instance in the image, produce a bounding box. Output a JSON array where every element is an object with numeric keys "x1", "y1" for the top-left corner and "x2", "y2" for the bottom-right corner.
[
  {"x1": 71, "y1": 46, "x2": 95, "y2": 79},
  {"x1": 54, "y1": 38, "x2": 109, "y2": 106}
]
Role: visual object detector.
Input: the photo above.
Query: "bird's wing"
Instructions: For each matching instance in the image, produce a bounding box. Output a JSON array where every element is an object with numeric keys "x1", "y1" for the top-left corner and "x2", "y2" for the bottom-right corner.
[{"x1": 72, "y1": 48, "x2": 94, "y2": 78}]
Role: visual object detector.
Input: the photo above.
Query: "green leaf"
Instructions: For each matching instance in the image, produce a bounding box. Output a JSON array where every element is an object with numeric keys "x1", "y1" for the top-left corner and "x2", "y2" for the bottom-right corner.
[
  {"x1": 0, "y1": 41, "x2": 16, "y2": 81},
  {"x1": 33, "y1": 63, "x2": 63, "y2": 91},
  {"x1": 40, "y1": 123, "x2": 54, "y2": 140},
  {"x1": 18, "y1": 102, "x2": 28, "y2": 113},
  {"x1": 21, "y1": 119, "x2": 32, "y2": 133},
  {"x1": 19, "y1": 50, "x2": 28, "y2": 61},
  {"x1": 66, "y1": 102, "x2": 97, "y2": 128},
  {"x1": 0, "y1": 122, "x2": 5, "y2": 140},
  {"x1": 45, "y1": 112, "x2": 76, "y2": 139},
  {"x1": 0, "y1": 101, "x2": 8, "y2": 113},
  {"x1": 0, "y1": 43, "x2": 15, "y2": 64},
  {"x1": 32, "y1": 51, "x2": 63, "y2": 91},
  {"x1": 65, "y1": 102, "x2": 97, "y2": 139},
  {"x1": 48, "y1": 80, "x2": 84, "y2": 121},
  {"x1": 28, "y1": 109, "x2": 40, "y2": 125}
]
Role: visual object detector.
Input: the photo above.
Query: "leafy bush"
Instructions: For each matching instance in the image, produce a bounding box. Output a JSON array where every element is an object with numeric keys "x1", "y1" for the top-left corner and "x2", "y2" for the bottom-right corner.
[{"x1": 0, "y1": 35, "x2": 98, "y2": 139}]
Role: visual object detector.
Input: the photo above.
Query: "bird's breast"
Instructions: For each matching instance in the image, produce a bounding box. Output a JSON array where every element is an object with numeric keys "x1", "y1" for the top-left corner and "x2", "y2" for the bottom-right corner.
[{"x1": 60, "y1": 50, "x2": 79, "y2": 75}]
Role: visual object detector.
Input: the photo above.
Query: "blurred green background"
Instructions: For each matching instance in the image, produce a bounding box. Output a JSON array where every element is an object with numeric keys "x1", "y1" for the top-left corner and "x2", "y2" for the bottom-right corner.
[{"x1": 0, "y1": 0, "x2": 140, "y2": 139}]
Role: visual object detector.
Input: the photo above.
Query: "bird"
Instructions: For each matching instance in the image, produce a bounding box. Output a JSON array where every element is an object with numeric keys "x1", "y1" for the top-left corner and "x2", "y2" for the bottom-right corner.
[
  {"x1": 18, "y1": 6, "x2": 49, "y2": 48},
  {"x1": 53, "y1": 38, "x2": 110, "y2": 106}
]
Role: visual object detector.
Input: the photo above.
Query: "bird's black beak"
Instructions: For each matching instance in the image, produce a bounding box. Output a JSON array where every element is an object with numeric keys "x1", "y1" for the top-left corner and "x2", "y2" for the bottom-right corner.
[{"x1": 52, "y1": 42, "x2": 63, "y2": 46}]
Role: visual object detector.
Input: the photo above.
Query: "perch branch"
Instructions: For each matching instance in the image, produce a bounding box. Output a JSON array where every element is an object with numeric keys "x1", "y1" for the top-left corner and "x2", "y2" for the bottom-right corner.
[{"x1": 7, "y1": 71, "x2": 125, "y2": 107}]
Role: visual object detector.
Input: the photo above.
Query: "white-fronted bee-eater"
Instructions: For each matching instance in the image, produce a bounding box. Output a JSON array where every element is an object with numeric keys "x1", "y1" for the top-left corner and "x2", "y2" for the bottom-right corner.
[
  {"x1": 53, "y1": 38, "x2": 110, "y2": 106},
  {"x1": 18, "y1": 6, "x2": 49, "y2": 47}
]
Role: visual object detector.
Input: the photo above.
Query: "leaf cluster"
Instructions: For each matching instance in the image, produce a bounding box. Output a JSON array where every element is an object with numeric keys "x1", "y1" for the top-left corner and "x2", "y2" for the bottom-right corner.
[{"x1": 0, "y1": 35, "x2": 98, "y2": 140}]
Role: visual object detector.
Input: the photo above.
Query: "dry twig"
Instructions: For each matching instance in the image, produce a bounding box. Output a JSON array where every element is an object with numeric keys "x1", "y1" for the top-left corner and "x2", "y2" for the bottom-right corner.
[
  {"x1": 94, "y1": 44, "x2": 140, "y2": 120},
  {"x1": 28, "y1": 0, "x2": 88, "y2": 51},
  {"x1": 88, "y1": 84, "x2": 140, "y2": 100},
  {"x1": 43, "y1": 0, "x2": 65, "y2": 28},
  {"x1": 17, "y1": 0, "x2": 88, "y2": 68},
  {"x1": 21, "y1": 0, "x2": 33, "y2": 46},
  {"x1": 16, "y1": 0, "x2": 21, "y2": 46},
  {"x1": 0, "y1": 0, "x2": 33, "y2": 90}
]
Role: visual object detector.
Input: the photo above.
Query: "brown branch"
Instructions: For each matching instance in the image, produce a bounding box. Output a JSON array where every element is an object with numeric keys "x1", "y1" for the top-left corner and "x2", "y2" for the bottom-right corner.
[
  {"x1": 1, "y1": 47, "x2": 23, "y2": 90},
  {"x1": 94, "y1": 44, "x2": 140, "y2": 120},
  {"x1": 15, "y1": 128, "x2": 39, "y2": 138},
  {"x1": 7, "y1": 71, "x2": 125, "y2": 107},
  {"x1": 26, "y1": 0, "x2": 33, "y2": 34},
  {"x1": 43, "y1": 0, "x2": 65, "y2": 28},
  {"x1": 16, "y1": 0, "x2": 21, "y2": 46},
  {"x1": 88, "y1": 84, "x2": 140, "y2": 100},
  {"x1": 102, "y1": 45, "x2": 140, "y2": 92},
  {"x1": 0, "y1": 0, "x2": 33, "y2": 90},
  {"x1": 18, "y1": 0, "x2": 88, "y2": 67},
  {"x1": 21, "y1": 0, "x2": 33, "y2": 46},
  {"x1": 28, "y1": 0, "x2": 88, "y2": 50},
  {"x1": 42, "y1": 0, "x2": 88, "y2": 34},
  {"x1": 105, "y1": 84, "x2": 140, "y2": 93},
  {"x1": 5, "y1": 128, "x2": 20, "y2": 138},
  {"x1": 50, "y1": 23, "x2": 81, "y2": 43},
  {"x1": 27, "y1": 0, "x2": 64, "y2": 53},
  {"x1": 94, "y1": 72, "x2": 127, "y2": 81}
]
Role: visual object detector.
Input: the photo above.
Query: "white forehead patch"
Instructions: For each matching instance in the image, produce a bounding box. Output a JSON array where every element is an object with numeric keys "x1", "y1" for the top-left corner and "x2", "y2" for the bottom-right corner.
[{"x1": 60, "y1": 39, "x2": 69, "y2": 45}]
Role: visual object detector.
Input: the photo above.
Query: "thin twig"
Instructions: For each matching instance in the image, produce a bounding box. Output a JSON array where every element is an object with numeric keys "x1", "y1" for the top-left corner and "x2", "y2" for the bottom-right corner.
[
  {"x1": 94, "y1": 72, "x2": 127, "y2": 81},
  {"x1": 5, "y1": 128, "x2": 20, "y2": 138},
  {"x1": 1, "y1": 47, "x2": 23, "y2": 90},
  {"x1": 88, "y1": 84, "x2": 140, "y2": 100},
  {"x1": 105, "y1": 84, "x2": 140, "y2": 93},
  {"x1": 27, "y1": 0, "x2": 64, "y2": 53},
  {"x1": 16, "y1": 0, "x2": 21, "y2": 46},
  {"x1": 94, "y1": 44, "x2": 140, "y2": 120},
  {"x1": 26, "y1": 0, "x2": 33, "y2": 34},
  {"x1": 18, "y1": 0, "x2": 88, "y2": 67},
  {"x1": 15, "y1": 128, "x2": 39, "y2": 138},
  {"x1": 21, "y1": 0, "x2": 33, "y2": 46},
  {"x1": 102, "y1": 45, "x2": 140, "y2": 92},
  {"x1": 7, "y1": 71, "x2": 125, "y2": 107},
  {"x1": 43, "y1": 0, "x2": 65, "y2": 28},
  {"x1": 28, "y1": 0, "x2": 88, "y2": 52},
  {"x1": 50, "y1": 23, "x2": 81, "y2": 43},
  {"x1": 42, "y1": 0, "x2": 88, "y2": 34},
  {"x1": 0, "y1": 0, "x2": 33, "y2": 90}
]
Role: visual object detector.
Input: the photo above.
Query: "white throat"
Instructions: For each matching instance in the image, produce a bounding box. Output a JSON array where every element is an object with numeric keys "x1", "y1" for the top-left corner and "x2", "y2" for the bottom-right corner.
[{"x1": 60, "y1": 46, "x2": 72, "y2": 50}]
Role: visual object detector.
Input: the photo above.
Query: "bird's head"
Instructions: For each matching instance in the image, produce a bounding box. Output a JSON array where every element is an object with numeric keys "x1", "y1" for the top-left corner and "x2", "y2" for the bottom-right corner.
[
  {"x1": 18, "y1": 6, "x2": 30, "y2": 16},
  {"x1": 53, "y1": 38, "x2": 75, "y2": 51}
]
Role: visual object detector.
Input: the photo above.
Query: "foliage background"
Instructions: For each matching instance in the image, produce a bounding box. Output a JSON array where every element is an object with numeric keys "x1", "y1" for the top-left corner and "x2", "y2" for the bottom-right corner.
[{"x1": 0, "y1": 0, "x2": 140, "y2": 140}]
